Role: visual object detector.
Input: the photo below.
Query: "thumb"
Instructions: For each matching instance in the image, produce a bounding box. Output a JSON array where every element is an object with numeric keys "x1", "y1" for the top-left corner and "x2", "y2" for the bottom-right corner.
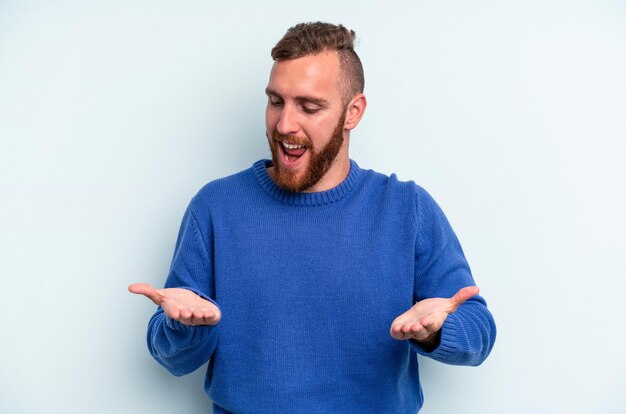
[
  {"x1": 128, "y1": 283, "x2": 165, "y2": 305},
  {"x1": 448, "y1": 286, "x2": 479, "y2": 313}
]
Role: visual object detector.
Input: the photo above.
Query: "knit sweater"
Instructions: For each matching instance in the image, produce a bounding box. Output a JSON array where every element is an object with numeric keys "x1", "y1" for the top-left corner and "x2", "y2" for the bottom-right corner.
[{"x1": 146, "y1": 159, "x2": 496, "y2": 414}]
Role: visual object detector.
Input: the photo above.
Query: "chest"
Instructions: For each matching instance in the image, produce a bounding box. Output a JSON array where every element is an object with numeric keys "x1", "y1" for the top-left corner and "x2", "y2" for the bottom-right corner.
[{"x1": 211, "y1": 201, "x2": 416, "y2": 317}]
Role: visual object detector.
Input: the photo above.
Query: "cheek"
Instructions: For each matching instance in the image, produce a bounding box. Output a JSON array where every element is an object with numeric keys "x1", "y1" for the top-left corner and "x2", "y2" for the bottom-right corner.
[
  {"x1": 265, "y1": 108, "x2": 277, "y2": 131},
  {"x1": 305, "y1": 120, "x2": 332, "y2": 143}
]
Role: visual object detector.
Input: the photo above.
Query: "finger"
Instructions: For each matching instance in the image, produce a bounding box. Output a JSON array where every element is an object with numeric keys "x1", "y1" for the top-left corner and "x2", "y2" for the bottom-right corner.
[
  {"x1": 448, "y1": 286, "x2": 480, "y2": 312},
  {"x1": 188, "y1": 309, "x2": 218, "y2": 326},
  {"x1": 192, "y1": 308, "x2": 214, "y2": 322},
  {"x1": 203, "y1": 310, "x2": 221, "y2": 325},
  {"x1": 420, "y1": 316, "x2": 437, "y2": 332},
  {"x1": 400, "y1": 323, "x2": 427, "y2": 341},
  {"x1": 128, "y1": 283, "x2": 165, "y2": 305},
  {"x1": 420, "y1": 314, "x2": 444, "y2": 333},
  {"x1": 390, "y1": 324, "x2": 405, "y2": 339},
  {"x1": 180, "y1": 308, "x2": 193, "y2": 320},
  {"x1": 196, "y1": 315, "x2": 217, "y2": 326},
  {"x1": 391, "y1": 321, "x2": 405, "y2": 333},
  {"x1": 177, "y1": 310, "x2": 194, "y2": 326},
  {"x1": 409, "y1": 322, "x2": 424, "y2": 335},
  {"x1": 393, "y1": 329, "x2": 408, "y2": 340},
  {"x1": 401, "y1": 322, "x2": 425, "y2": 339},
  {"x1": 391, "y1": 320, "x2": 417, "y2": 338}
]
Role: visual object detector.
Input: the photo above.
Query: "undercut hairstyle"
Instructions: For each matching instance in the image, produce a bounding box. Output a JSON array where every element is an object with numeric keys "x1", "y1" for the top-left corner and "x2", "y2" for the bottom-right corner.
[{"x1": 271, "y1": 22, "x2": 365, "y2": 104}]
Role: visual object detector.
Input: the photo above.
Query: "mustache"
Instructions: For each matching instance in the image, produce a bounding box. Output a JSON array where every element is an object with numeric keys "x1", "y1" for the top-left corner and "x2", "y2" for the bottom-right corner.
[{"x1": 270, "y1": 130, "x2": 312, "y2": 147}]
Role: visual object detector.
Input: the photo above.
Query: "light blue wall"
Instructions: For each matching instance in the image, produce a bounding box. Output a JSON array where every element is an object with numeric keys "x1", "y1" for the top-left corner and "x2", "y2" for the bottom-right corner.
[{"x1": 1, "y1": 1, "x2": 625, "y2": 413}]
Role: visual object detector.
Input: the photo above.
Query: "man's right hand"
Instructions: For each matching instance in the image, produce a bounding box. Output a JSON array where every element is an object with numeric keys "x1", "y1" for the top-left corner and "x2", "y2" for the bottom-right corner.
[{"x1": 128, "y1": 283, "x2": 221, "y2": 326}]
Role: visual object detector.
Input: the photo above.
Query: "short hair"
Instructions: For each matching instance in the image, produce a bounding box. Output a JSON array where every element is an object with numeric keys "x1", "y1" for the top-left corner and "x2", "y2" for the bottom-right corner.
[{"x1": 271, "y1": 22, "x2": 365, "y2": 104}]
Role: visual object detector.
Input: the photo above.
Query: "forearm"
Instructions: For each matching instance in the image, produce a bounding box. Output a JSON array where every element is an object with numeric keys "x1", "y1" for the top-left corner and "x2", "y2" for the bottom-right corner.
[{"x1": 147, "y1": 308, "x2": 220, "y2": 376}]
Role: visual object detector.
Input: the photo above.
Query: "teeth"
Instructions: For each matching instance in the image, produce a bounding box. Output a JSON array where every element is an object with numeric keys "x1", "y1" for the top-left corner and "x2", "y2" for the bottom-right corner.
[{"x1": 282, "y1": 142, "x2": 306, "y2": 150}]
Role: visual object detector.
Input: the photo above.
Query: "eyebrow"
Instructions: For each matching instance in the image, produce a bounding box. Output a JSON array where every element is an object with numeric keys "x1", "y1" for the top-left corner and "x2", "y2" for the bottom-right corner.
[{"x1": 265, "y1": 88, "x2": 330, "y2": 108}]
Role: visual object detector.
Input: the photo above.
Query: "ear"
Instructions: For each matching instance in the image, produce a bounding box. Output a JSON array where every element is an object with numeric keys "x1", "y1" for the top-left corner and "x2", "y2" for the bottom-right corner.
[{"x1": 343, "y1": 93, "x2": 367, "y2": 131}]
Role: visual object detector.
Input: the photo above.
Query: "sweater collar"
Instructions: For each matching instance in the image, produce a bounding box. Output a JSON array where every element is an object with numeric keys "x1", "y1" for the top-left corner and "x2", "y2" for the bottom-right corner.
[{"x1": 253, "y1": 159, "x2": 361, "y2": 206}]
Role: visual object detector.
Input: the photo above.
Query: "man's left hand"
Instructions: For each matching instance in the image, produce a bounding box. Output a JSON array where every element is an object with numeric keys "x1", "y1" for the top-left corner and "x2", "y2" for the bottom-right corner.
[{"x1": 390, "y1": 286, "x2": 480, "y2": 348}]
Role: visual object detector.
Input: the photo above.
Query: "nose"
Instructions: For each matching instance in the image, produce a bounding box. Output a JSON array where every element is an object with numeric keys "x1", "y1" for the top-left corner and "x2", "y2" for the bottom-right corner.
[{"x1": 276, "y1": 104, "x2": 299, "y2": 136}]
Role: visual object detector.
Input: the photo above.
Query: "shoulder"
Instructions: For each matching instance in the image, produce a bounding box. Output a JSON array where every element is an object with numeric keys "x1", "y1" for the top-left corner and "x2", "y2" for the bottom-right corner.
[
  {"x1": 357, "y1": 163, "x2": 428, "y2": 202},
  {"x1": 355, "y1": 163, "x2": 446, "y2": 225}
]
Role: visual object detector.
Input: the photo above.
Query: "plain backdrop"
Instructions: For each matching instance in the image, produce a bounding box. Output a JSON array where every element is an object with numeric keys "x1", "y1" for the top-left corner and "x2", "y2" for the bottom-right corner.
[{"x1": 1, "y1": 1, "x2": 625, "y2": 413}]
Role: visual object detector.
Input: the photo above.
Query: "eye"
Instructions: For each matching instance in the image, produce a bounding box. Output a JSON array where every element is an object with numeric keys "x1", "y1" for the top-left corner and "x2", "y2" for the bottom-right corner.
[
  {"x1": 268, "y1": 96, "x2": 284, "y2": 107},
  {"x1": 301, "y1": 105, "x2": 320, "y2": 114}
]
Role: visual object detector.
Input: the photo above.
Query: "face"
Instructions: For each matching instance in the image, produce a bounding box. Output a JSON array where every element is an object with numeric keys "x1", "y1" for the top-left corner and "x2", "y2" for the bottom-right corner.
[{"x1": 265, "y1": 52, "x2": 349, "y2": 193}]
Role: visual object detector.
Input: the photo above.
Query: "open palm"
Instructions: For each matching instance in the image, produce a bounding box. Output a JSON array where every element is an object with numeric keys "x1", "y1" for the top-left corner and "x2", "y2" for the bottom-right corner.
[
  {"x1": 129, "y1": 283, "x2": 221, "y2": 326},
  {"x1": 390, "y1": 286, "x2": 479, "y2": 343}
]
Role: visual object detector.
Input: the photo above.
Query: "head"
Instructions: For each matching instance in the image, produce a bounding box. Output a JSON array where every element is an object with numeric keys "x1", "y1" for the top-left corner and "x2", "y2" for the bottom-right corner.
[{"x1": 265, "y1": 22, "x2": 367, "y2": 193}]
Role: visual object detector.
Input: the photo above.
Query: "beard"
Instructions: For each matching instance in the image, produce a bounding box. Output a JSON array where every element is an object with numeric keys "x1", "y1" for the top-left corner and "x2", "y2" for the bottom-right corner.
[{"x1": 267, "y1": 111, "x2": 346, "y2": 193}]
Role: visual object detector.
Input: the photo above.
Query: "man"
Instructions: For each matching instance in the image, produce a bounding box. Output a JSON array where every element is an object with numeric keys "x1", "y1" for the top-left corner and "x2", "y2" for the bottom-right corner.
[{"x1": 129, "y1": 22, "x2": 496, "y2": 413}]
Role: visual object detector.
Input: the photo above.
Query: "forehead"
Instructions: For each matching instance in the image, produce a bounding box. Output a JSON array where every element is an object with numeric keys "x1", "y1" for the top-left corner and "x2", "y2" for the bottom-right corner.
[{"x1": 267, "y1": 51, "x2": 342, "y2": 101}]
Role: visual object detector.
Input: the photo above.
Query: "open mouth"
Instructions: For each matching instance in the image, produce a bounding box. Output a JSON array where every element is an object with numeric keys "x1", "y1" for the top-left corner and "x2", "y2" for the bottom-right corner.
[{"x1": 279, "y1": 141, "x2": 308, "y2": 164}]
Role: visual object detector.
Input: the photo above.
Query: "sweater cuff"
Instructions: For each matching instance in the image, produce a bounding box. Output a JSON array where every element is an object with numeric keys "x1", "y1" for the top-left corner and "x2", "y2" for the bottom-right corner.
[
  {"x1": 410, "y1": 312, "x2": 463, "y2": 360},
  {"x1": 164, "y1": 317, "x2": 192, "y2": 331}
]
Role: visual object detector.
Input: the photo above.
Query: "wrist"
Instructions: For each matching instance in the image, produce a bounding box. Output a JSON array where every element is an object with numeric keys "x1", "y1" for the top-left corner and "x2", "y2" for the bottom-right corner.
[{"x1": 413, "y1": 330, "x2": 441, "y2": 352}]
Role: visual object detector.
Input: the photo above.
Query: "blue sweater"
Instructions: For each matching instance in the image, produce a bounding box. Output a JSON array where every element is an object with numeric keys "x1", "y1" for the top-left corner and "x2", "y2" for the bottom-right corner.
[{"x1": 147, "y1": 159, "x2": 496, "y2": 413}]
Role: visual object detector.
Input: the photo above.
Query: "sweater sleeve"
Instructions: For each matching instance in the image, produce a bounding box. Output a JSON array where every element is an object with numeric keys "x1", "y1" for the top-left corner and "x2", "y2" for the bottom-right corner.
[
  {"x1": 409, "y1": 186, "x2": 496, "y2": 366},
  {"x1": 146, "y1": 201, "x2": 220, "y2": 376}
]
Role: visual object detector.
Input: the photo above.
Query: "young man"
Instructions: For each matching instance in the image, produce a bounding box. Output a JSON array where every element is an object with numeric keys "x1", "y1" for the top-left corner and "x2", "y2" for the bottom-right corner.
[{"x1": 129, "y1": 22, "x2": 496, "y2": 413}]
